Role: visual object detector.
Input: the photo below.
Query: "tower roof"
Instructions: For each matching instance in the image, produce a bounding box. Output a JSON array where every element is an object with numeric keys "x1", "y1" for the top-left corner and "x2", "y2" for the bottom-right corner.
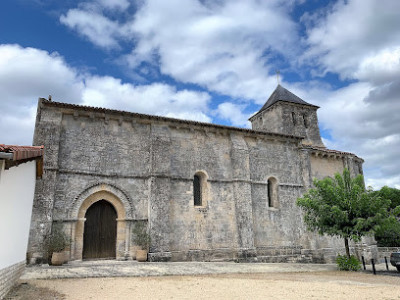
[{"x1": 251, "y1": 85, "x2": 318, "y2": 120}]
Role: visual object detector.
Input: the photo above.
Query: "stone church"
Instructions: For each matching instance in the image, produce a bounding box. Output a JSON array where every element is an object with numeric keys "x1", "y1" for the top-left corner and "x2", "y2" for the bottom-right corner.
[{"x1": 27, "y1": 85, "x2": 364, "y2": 264}]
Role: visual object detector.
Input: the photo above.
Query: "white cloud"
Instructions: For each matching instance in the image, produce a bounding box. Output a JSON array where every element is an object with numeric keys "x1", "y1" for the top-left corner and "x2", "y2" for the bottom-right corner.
[
  {"x1": 304, "y1": 0, "x2": 400, "y2": 81},
  {"x1": 355, "y1": 47, "x2": 400, "y2": 84},
  {"x1": 127, "y1": 0, "x2": 301, "y2": 103},
  {"x1": 0, "y1": 44, "x2": 84, "y2": 145},
  {"x1": 297, "y1": 80, "x2": 400, "y2": 190},
  {"x1": 215, "y1": 102, "x2": 251, "y2": 128},
  {"x1": 0, "y1": 44, "x2": 84, "y2": 104},
  {"x1": 82, "y1": 76, "x2": 211, "y2": 122},
  {"x1": 300, "y1": 0, "x2": 400, "y2": 188},
  {"x1": 0, "y1": 44, "x2": 212, "y2": 145},
  {"x1": 60, "y1": 0, "x2": 300, "y2": 103},
  {"x1": 97, "y1": 0, "x2": 129, "y2": 11},
  {"x1": 10, "y1": 0, "x2": 400, "y2": 189},
  {"x1": 60, "y1": 9, "x2": 123, "y2": 49}
]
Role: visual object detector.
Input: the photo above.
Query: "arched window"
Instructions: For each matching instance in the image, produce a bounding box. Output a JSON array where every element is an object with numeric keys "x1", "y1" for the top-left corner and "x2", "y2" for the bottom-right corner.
[
  {"x1": 267, "y1": 177, "x2": 278, "y2": 208},
  {"x1": 193, "y1": 171, "x2": 208, "y2": 207},
  {"x1": 193, "y1": 174, "x2": 202, "y2": 206}
]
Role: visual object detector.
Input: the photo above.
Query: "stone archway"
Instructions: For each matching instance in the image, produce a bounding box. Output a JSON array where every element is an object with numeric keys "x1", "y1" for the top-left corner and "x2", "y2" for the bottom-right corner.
[{"x1": 70, "y1": 184, "x2": 132, "y2": 261}]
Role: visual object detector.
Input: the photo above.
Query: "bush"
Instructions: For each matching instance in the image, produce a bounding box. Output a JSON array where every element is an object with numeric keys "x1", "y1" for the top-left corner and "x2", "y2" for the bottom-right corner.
[
  {"x1": 45, "y1": 222, "x2": 70, "y2": 256},
  {"x1": 336, "y1": 255, "x2": 361, "y2": 271},
  {"x1": 376, "y1": 228, "x2": 400, "y2": 247},
  {"x1": 375, "y1": 217, "x2": 400, "y2": 247},
  {"x1": 132, "y1": 222, "x2": 151, "y2": 250}
]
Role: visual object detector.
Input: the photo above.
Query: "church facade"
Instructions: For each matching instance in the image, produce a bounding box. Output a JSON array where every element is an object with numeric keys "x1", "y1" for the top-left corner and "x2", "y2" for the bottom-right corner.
[{"x1": 27, "y1": 85, "x2": 364, "y2": 264}]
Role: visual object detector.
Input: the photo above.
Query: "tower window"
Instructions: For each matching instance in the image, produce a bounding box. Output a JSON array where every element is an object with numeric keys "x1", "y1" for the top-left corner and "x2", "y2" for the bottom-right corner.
[
  {"x1": 303, "y1": 114, "x2": 308, "y2": 128},
  {"x1": 291, "y1": 112, "x2": 296, "y2": 125},
  {"x1": 193, "y1": 175, "x2": 202, "y2": 206}
]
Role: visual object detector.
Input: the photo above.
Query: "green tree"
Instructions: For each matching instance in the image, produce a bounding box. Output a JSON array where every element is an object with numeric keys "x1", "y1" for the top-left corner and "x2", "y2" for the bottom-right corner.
[
  {"x1": 373, "y1": 186, "x2": 400, "y2": 210},
  {"x1": 296, "y1": 169, "x2": 391, "y2": 258},
  {"x1": 372, "y1": 186, "x2": 400, "y2": 246}
]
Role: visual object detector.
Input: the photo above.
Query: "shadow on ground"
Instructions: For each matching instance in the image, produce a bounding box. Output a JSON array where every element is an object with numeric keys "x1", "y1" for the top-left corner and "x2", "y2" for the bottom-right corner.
[{"x1": 4, "y1": 282, "x2": 65, "y2": 300}]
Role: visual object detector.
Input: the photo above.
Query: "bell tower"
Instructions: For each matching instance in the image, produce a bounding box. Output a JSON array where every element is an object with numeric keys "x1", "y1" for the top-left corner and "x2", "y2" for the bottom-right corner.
[{"x1": 249, "y1": 85, "x2": 325, "y2": 147}]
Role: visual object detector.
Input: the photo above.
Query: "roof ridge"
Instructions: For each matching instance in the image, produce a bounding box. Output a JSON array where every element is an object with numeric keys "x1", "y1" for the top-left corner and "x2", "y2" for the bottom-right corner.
[
  {"x1": 0, "y1": 144, "x2": 44, "y2": 151},
  {"x1": 40, "y1": 99, "x2": 305, "y2": 141}
]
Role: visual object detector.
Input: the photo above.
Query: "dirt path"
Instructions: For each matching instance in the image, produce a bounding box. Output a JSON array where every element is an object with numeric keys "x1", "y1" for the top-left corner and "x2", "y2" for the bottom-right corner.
[{"x1": 9, "y1": 271, "x2": 400, "y2": 300}]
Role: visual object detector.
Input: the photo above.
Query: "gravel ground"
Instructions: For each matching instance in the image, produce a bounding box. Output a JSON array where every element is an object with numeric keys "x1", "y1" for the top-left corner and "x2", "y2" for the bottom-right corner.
[
  {"x1": 8, "y1": 271, "x2": 400, "y2": 300},
  {"x1": 4, "y1": 282, "x2": 65, "y2": 300}
]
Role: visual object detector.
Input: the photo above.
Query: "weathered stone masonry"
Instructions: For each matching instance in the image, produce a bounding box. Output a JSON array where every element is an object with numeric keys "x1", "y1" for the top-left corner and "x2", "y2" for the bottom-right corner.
[{"x1": 27, "y1": 85, "x2": 365, "y2": 264}]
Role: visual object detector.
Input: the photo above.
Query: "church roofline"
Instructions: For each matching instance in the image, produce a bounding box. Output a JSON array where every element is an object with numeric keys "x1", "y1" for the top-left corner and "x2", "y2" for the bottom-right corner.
[
  {"x1": 302, "y1": 145, "x2": 363, "y2": 162},
  {"x1": 38, "y1": 98, "x2": 305, "y2": 141},
  {"x1": 249, "y1": 84, "x2": 319, "y2": 121}
]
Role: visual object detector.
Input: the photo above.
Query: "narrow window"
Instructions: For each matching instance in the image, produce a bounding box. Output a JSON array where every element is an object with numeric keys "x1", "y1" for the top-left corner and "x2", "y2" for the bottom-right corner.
[
  {"x1": 267, "y1": 177, "x2": 278, "y2": 208},
  {"x1": 267, "y1": 179, "x2": 272, "y2": 207},
  {"x1": 193, "y1": 175, "x2": 202, "y2": 206},
  {"x1": 291, "y1": 112, "x2": 296, "y2": 125},
  {"x1": 303, "y1": 114, "x2": 308, "y2": 128}
]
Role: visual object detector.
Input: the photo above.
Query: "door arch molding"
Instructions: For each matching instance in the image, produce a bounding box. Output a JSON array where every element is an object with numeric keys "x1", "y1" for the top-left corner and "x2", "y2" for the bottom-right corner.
[
  {"x1": 72, "y1": 184, "x2": 130, "y2": 261},
  {"x1": 69, "y1": 183, "x2": 132, "y2": 219}
]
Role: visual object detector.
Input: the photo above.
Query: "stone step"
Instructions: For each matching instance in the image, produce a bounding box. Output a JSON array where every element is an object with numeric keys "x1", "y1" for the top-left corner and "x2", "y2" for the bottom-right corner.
[
  {"x1": 256, "y1": 248, "x2": 303, "y2": 256},
  {"x1": 257, "y1": 255, "x2": 313, "y2": 263}
]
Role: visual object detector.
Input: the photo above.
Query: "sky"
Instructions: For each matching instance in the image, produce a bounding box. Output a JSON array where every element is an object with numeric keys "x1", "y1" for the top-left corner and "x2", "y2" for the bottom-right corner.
[{"x1": 0, "y1": 0, "x2": 399, "y2": 189}]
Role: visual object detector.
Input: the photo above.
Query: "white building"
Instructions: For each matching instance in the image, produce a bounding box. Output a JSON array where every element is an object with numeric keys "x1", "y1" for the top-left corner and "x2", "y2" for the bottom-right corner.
[{"x1": 0, "y1": 144, "x2": 43, "y2": 299}]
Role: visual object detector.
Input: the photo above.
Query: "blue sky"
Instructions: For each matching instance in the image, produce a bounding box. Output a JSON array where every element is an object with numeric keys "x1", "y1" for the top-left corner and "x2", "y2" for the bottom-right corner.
[{"x1": 1, "y1": 0, "x2": 399, "y2": 189}]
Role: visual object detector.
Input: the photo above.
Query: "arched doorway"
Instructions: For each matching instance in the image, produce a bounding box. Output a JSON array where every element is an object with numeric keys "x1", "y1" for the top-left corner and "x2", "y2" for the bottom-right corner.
[
  {"x1": 71, "y1": 184, "x2": 132, "y2": 261},
  {"x1": 83, "y1": 200, "x2": 117, "y2": 259}
]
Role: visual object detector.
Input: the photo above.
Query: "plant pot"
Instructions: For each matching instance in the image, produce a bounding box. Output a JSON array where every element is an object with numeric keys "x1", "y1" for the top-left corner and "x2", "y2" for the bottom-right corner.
[
  {"x1": 51, "y1": 252, "x2": 65, "y2": 266},
  {"x1": 130, "y1": 245, "x2": 141, "y2": 260},
  {"x1": 136, "y1": 249, "x2": 148, "y2": 262}
]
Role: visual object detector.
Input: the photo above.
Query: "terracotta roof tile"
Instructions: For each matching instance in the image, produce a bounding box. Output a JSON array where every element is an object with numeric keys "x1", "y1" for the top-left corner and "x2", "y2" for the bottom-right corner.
[{"x1": 0, "y1": 144, "x2": 44, "y2": 161}]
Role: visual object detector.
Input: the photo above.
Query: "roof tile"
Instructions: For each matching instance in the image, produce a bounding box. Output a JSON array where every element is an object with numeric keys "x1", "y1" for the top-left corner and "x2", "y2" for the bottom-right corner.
[
  {"x1": 256, "y1": 84, "x2": 318, "y2": 116},
  {"x1": 0, "y1": 144, "x2": 44, "y2": 161}
]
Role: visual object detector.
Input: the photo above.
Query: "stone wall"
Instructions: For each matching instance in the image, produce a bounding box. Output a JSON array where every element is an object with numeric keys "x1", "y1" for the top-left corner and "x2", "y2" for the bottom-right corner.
[
  {"x1": 251, "y1": 102, "x2": 324, "y2": 147},
  {"x1": 27, "y1": 99, "x2": 365, "y2": 264},
  {"x1": 0, "y1": 261, "x2": 25, "y2": 299},
  {"x1": 376, "y1": 247, "x2": 400, "y2": 263}
]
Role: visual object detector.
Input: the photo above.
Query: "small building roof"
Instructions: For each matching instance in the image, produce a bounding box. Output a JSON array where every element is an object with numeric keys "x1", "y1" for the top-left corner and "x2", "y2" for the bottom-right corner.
[
  {"x1": 250, "y1": 85, "x2": 318, "y2": 120},
  {"x1": 0, "y1": 144, "x2": 44, "y2": 161}
]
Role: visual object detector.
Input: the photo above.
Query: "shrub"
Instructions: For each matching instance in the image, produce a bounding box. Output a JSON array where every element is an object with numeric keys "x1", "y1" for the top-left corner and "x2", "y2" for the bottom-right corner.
[
  {"x1": 45, "y1": 222, "x2": 70, "y2": 256},
  {"x1": 132, "y1": 222, "x2": 151, "y2": 250},
  {"x1": 375, "y1": 217, "x2": 400, "y2": 247},
  {"x1": 336, "y1": 255, "x2": 361, "y2": 271}
]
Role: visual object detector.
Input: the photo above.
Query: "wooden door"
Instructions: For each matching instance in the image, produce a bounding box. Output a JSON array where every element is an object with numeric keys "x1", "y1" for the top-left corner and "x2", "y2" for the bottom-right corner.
[{"x1": 83, "y1": 200, "x2": 117, "y2": 259}]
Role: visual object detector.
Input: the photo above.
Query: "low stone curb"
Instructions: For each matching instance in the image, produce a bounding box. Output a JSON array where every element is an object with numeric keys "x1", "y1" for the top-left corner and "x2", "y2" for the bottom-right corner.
[{"x1": 21, "y1": 261, "x2": 338, "y2": 280}]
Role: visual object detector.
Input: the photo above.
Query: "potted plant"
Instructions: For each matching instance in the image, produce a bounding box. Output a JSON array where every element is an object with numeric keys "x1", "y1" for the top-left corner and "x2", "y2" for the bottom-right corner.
[
  {"x1": 132, "y1": 222, "x2": 151, "y2": 262},
  {"x1": 46, "y1": 222, "x2": 70, "y2": 266}
]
